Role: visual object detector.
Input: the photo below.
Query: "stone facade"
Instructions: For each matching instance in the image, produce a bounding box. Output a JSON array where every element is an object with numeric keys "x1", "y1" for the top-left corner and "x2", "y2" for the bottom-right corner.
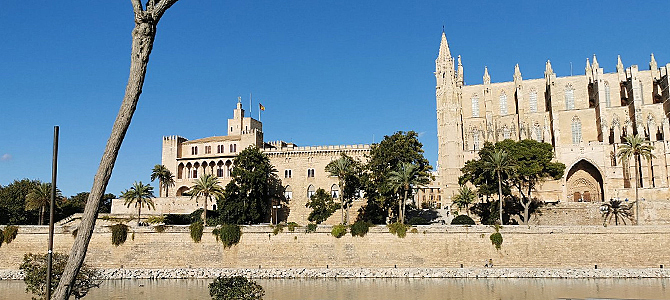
[
  {"x1": 113, "y1": 99, "x2": 370, "y2": 225},
  {"x1": 435, "y1": 32, "x2": 670, "y2": 210}
]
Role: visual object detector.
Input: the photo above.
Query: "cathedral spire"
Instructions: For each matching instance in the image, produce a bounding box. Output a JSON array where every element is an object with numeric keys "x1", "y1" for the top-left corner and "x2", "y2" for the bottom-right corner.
[
  {"x1": 545, "y1": 60, "x2": 553, "y2": 76},
  {"x1": 592, "y1": 54, "x2": 599, "y2": 70},
  {"x1": 483, "y1": 66, "x2": 490, "y2": 85},
  {"x1": 650, "y1": 53, "x2": 658, "y2": 70},
  {"x1": 456, "y1": 55, "x2": 464, "y2": 86},
  {"x1": 438, "y1": 31, "x2": 452, "y2": 60},
  {"x1": 585, "y1": 58, "x2": 592, "y2": 75},
  {"x1": 514, "y1": 63, "x2": 522, "y2": 82},
  {"x1": 616, "y1": 55, "x2": 624, "y2": 73}
]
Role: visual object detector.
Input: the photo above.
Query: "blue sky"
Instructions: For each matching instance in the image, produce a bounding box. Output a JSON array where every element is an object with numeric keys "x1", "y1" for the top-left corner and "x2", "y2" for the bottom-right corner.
[{"x1": 1, "y1": 1, "x2": 668, "y2": 196}]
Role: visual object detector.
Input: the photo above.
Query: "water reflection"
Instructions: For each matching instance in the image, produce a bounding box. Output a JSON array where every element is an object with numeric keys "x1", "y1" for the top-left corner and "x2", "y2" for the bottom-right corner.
[{"x1": 1, "y1": 278, "x2": 668, "y2": 299}]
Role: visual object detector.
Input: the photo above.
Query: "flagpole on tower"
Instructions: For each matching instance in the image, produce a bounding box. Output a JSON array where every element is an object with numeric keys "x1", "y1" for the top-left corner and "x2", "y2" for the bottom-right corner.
[{"x1": 249, "y1": 92, "x2": 252, "y2": 115}]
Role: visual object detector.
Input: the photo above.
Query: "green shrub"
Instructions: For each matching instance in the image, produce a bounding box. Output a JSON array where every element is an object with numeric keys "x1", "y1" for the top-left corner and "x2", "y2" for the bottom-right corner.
[
  {"x1": 147, "y1": 215, "x2": 165, "y2": 224},
  {"x1": 101, "y1": 215, "x2": 110, "y2": 221},
  {"x1": 388, "y1": 222, "x2": 409, "y2": 238},
  {"x1": 490, "y1": 232, "x2": 503, "y2": 250},
  {"x1": 111, "y1": 224, "x2": 128, "y2": 246},
  {"x1": 154, "y1": 225, "x2": 166, "y2": 233},
  {"x1": 331, "y1": 224, "x2": 347, "y2": 238},
  {"x1": 410, "y1": 228, "x2": 418, "y2": 234},
  {"x1": 209, "y1": 275, "x2": 264, "y2": 300},
  {"x1": 287, "y1": 222, "x2": 299, "y2": 232},
  {"x1": 407, "y1": 216, "x2": 430, "y2": 225},
  {"x1": 190, "y1": 221, "x2": 204, "y2": 243},
  {"x1": 21, "y1": 252, "x2": 101, "y2": 300},
  {"x1": 164, "y1": 214, "x2": 192, "y2": 225},
  {"x1": 4, "y1": 225, "x2": 18, "y2": 244},
  {"x1": 272, "y1": 224, "x2": 285, "y2": 235},
  {"x1": 451, "y1": 215, "x2": 475, "y2": 225},
  {"x1": 217, "y1": 224, "x2": 242, "y2": 248},
  {"x1": 350, "y1": 220, "x2": 372, "y2": 237},
  {"x1": 305, "y1": 223, "x2": 317, "y2": 233}
]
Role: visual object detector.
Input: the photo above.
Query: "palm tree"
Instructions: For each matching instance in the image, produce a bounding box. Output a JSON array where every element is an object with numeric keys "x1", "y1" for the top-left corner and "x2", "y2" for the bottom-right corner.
[
  {"x1": 483, "y1": 149, "x2": 513, "y2": 225},
  {"x1": 189, "y1": 174, "x2": 224, "y2": 226},
  {"x1": 387, "y1": 162, "x2": 428, "y2": 224},
  {"x1": 617, "y1": 134, "x2": 655, "y2": 225},
  {"x1": 151, "y1": 164, "x2": 175, "y2": 197},
  {"x1": 25, "y1": 182, "x2": 62, "y2": 225},
  {"x1": 451, "y1": 185, "x2": 476, "y2": 216},
  {"x1": 601, "y1": 199, "x2": 634, "y2": 226},
  {"x1": 325, "y1": 155, "x2": 354, "y2": 225},
  {"x1": 122, "y1": 181, "x2": 155, "y2": 226}
]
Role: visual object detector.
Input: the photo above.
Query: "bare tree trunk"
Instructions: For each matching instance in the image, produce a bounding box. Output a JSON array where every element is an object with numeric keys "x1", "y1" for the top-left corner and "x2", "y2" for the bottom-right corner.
[
  {"x1": 53, "y1": 2, "x2": 178, "y2": 299},
  {"x1": 401, "y1": 188, "x2": 408, "y2": 224},
  {"x1": 39, "y1": 206, "x2": 45, "y2": 226}
]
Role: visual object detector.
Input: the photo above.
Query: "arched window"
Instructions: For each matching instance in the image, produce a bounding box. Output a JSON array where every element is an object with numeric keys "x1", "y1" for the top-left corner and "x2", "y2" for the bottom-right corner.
[
  {"x1": 192, "y1": 162, "x2": 200, "y2": 179},
  {"x1": 216, "y1": 161, "x2": 224, "y2": 177},
  {"x1": 639, "y1": 80, "x2": 645, "y2": 102},
  {"x1": 529, "y1": 90, "x2": 538, "y2": 113},
  {"x1": 502, "y1": 126, "x2": 511, "y2": 140},
  {"x1": 571, "y1": 117, "x2": 582, "y2": 144},
  {"x1": 499, "y1": 92, "x2": 508, "y2": 115},
  {"x1": 177, "y1": 163, "x2": 184, "y2": 179},
  {"x1": 284, "y1": 185, "x2": 293, "y2": 200},
  {"x1": 473, "y1": 130, "x2": 481, "y2": 151},
  {"x1": 307, "y1": 185, "x2": 316, "y2": 198},
  {"x1": 604, "y1": 81, "x2": 611, "y2": 108},
  {"x1": 565, "y1": 84, "x2": 575, "y2": 110},
  {"x1": 307, "y1": 169, "x2": 315, "y2": 178},
  {"x1": 331, "y1": 184, "x2": 340, "y2": 199},
  {"x1": 284, "y1": 169, "x2": 292, "y2": 178},
  {"x1": 471, "y1": 95, "x2": 479, "y2": 117},
  {"x1": 533, "y1": 124, "x2": 543, "y2": 142}
]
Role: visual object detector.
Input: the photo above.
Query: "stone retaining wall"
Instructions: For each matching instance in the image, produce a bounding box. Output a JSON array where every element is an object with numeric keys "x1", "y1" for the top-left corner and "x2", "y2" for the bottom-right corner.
[{"x1": 0, "y1": 225, "x2": 668, "y2": 272}]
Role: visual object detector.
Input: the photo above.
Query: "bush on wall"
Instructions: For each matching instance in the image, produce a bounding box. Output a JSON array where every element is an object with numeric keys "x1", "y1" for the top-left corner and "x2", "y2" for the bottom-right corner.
[
  {"x1": 190, "y1": 221, "x2": 204, "y2": 243},
  {"x1": 111, "y1": 224, "x2": 128, "y2": 246}
]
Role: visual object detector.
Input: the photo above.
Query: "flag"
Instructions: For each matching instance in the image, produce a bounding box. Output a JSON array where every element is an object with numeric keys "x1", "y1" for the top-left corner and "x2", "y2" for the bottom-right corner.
[{"x1": 259, "y1": 103, "x2": 265, "y2": 111}]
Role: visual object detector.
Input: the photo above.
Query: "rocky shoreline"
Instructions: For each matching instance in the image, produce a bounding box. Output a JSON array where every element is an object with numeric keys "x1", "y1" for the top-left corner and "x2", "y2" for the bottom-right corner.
[{"x1": 2, "y1": 267, "x2": 669, "y2": 280}]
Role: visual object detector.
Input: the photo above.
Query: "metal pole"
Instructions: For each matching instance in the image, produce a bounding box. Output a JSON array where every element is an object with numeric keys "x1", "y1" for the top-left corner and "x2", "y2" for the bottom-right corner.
[{"x1": 46, "y1": 126, "x2": 59, "y2": 300}]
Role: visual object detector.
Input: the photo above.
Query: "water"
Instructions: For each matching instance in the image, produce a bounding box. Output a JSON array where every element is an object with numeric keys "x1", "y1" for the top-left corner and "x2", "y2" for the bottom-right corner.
[{"x1": 1, "y1": 278, "x2": 669, "y2": 300}]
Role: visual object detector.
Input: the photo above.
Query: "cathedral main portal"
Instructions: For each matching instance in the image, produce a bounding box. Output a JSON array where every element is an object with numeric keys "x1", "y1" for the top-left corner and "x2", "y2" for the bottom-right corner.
[{"x1": 566, "y1": 160, "x2": 603, "y2": 202}]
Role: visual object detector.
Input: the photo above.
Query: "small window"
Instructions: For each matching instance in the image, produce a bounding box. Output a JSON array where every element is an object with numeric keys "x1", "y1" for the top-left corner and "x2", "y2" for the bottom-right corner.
[
  {"x1": 284, "y1": 186, "x2": 293, "y2": 200},
  {"x1": 192, "y1": 169, "x2": 198, "y2": 179},
  {"x1": 217, "y1": 167, "x2": 224, "y2": 177},
  {"x1": 204, "y1": 146, "x2": 211, "y2": 154},
  {"x1": 571, "y1": 117, "x2": 582, "y2": 144},
  {"x1": 217, "y1": 145, "x2": 224, "y2": 153},
  {"x1": 499, "y1": 92, "x2": 508, "y2": 115},
  {"x1": 471, "y1": 95, "x2": 479, "y2": 117},
  {"x1": 565, "y1": 85, "x2": 575, "y2": 110},
  {"x1": 503, "y1": 127, "x2": 511, "y2": 140},
  {"x1": 230, "y1": 144, "x2": 237, "y2": 153},
  {"x1": 284, "y1": 169, "x2": 292, "y2": 179},
  {"x1": 307, "y1": 169, "x2": 315, "y2": 178},
  {"x1": 191, "y1": 146, "x2": 198, "y2": 155},
  {"x1": 529, "y1": 90, "x2": 538, "y2": 113}
]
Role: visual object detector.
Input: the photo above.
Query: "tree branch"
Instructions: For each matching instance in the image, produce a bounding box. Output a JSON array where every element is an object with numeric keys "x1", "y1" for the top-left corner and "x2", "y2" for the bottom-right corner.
[
  {"x1": 131, "y1": 0, "x2": 144, "y2": 15},
  {"x1": 152, "y1": 0, "x2": 179, "y2": 21}
]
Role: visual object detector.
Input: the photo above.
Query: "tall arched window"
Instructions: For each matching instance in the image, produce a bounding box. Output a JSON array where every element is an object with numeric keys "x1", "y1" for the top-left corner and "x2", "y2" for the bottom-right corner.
[
  {"x1": 284, "y1": 185, "x2": 292, "y2": 200},
  {"x1": 604, "y1": 81, "x2": 611, "y2": 108},
  {"x1": 499, "y1": 92, "x2": 508, "y2": 115},
  {"x1": 565, "y1": 84, "x2": 575, "y2": 110},
  {"x1": 533, "y1": 124, "x2": 543, "y2": 142},
  {"x1": 571, "y1": 117, "x2": 582, "y2": 144},
  {"x1": 331, "y1": 184, "x2": 340, "y2": 199},
  {"x1": 529, "y1": 90, "x2": 538, "y2": 113},
  {"x1": 307, "y1": 185, "x2": 316, "y2": 198},
  {"x1": 471, "y1": 95, "x2": 479, "y2": 117},
  {"x1": 473, "y1": 130, "x2": 481, "y2": 151}
]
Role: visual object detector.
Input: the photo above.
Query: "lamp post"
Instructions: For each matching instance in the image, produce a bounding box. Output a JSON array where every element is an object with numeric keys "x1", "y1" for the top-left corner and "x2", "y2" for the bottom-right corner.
[{"x1": 46, "y1": 126, "x2": 59, "y2": 300}]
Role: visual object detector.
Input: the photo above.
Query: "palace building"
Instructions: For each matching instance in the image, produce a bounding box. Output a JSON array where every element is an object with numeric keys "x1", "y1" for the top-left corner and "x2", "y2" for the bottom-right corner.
[
  {"x1": 434, "y1": 32, "x2": 670, "y2": 205},
  {"x1": 113, "y1": 99, "x2": 370, "y2": 224}
]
